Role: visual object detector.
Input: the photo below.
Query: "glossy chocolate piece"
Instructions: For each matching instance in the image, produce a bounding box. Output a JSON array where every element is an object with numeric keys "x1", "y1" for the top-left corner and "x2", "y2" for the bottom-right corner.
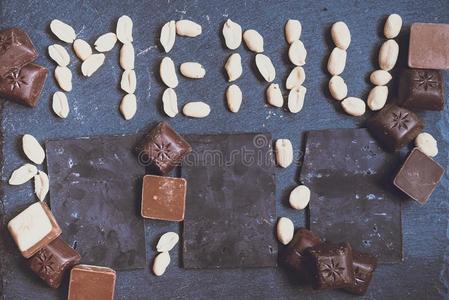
[
  {"x1": 279, "y1": 228, "x2": 321, "y2": 278},
  {"x1": 300, "y1": 128, "x2": 403, "y2": 263},
  {"x1": 28, "y1": 237, "x2": 81, "y2": 288},
  {"x1": 68, "y1": 265, "x2": 116, "y2": 300},
  {"x1": 398, "y1": 69, "x2": 444, "y2": 111},
  {"x1": 136, "y1": 122, "x2": 192, "y2": 175},
  {"x1": 367, "y1": 104, "x2": 424, "y2": 152},
  {"x1": 0, "y1": 63, "x2": 48, "y2": 107},
  {"x1": 343, "y1": 250, "x2": 378, "y2": 295},
  {"x1": 46, "y1": 135, "x2": 146, "y2": 270},
  {"x1": 141, "y1": 175, "x2": 186, "y2": 221},
  {"x1": 182, "y1": 134, "x2": 277, "y2": 269},
  {"x1": 0, "y1": 28, "x2": 38, "y2": 77},
  {"x1": 7, "y1": 202, "x2": 62, "y2": 258},
  {"x1": 409, "y1": 23, "x2": 449, "y2": 69},
  {"x1": 306, "y1": 242, "x2": 355, "y2": 290},
  {"x1": 394, "y1": 148, "x2": 444, "y2": 204}
]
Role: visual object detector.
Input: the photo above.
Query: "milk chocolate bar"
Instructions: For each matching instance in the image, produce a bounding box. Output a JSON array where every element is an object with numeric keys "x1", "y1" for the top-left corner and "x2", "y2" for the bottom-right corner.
[
  {"x1": 7, "y1": 202, "x2": 62, "y2": 258},
  {"x1": 68, "y1": 265, "x2": 116, "y2": 300},
  {"x1": 0, "y1": 28, "x2": 38, "y2": 77}
]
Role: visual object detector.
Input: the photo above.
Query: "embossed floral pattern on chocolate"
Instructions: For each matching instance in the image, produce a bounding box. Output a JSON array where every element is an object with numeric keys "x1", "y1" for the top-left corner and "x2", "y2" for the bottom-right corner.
[
  {"x1": 391, "y1": 111, "x2": 410, "y2": 130},
  {"x1": 152, "y1": 141, "x2": 173, "y2": 161},
  {"x1": 413, "y1": 71, "x2": 439, "y2": 91},
  {"x1": 6, "y1": 68, "x2": 27, "y2": 91},
  {"x1": 34, "y1": 249, "x2": 57, "y2": 276},
  {"x1": 320, "y1": 258, "x2": 345, "y2": 283}
]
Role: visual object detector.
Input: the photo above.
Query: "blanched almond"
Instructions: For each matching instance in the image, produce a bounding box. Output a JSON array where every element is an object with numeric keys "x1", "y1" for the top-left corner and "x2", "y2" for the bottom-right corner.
[
  {"x1": 160, "y1": 57, "x2": 178, "y2": 88},
  {"x1": 121, "y1": 70, "x2": 137, "y2": 93},
  {"x1": 255, "y1": 54, "x2": 275, "y2": 82},
  {"x1": 52, "y1": 91, "x2": 70, "y2": 118},
  {"x1": 277, "y1": 217, "x2": 294, "y2": 245},
  {"x1": 275, "y1": 139, "x2": 293, "y2": 168},
  {"x1": 288, "y1": 85, "x2": 306, "y2": 113},
  {"x1": 286, "y1": 66, "x2": 305, "y2": 90},
  {"x1": 288, "y1": 40, "x2": 307, "y2": 66},
  {"x1": 9, "y1": 164, "x2": 38, "y2": 185},
  {"x1": 289, "y1": 185, "x2": 310, "y2": 210},
  {"x1": 379, "y1": 39, "x2": 399, "y2": 71},
  {"x1": 153, "y1": 252, "x2": 170, "y2": 276},
  {"x1": 415, "y1": 133, "x2": 438, "y2": 157},
  {"x1": 55, "y1": 66, "x2": 72, "y2": 92},
  {"x1": 226, "y1": 84, "x2": 242, "y2": 113},
  {"x1": 81, "y1": 54, "x2": 105, "y2": 77},
  {"x1": 370, "y1": 70, "x2": 392, "y2": 86},
  {"x1": 160, "y1": 21, "x2": 176, "y2": 53},
  {"x1": 116, "y1": 15, "x2": 133, "y2": 43},
  {"x1": 50, "y1": 19, "x2": 76, "y2": 43},
  {"x1": 222, "y1": 19, "x2": 242, "y2": 50},
  {"x1": 384, "y1": 14, "x2": 402, "y2": 39},
  {"x1": 341, "y1": 97, "x2": 366, "y2": 116},
  {"x1": 120, "y1": 43, "x2": 135, "y2": 70},
  {"x1": 120, "y1": 94, "x2": 137, "y2": 120},
  {"x1": 285, "y1": 19, "x2": 302, "y2": 44},
  {"x1": 183, "y1": 102, "x2": 210, "y2": 118},
  {"x1": 266, "y1": 83, "x2": 284, "y2": 108},
  {"x1": 180, "y1": 62, "x2": 206, "y2": 79},
  {"x1": 162, "y1": 88, "x2": 178, "y2": 118},
  {"x1": 331, "y1": 21, "x2": 351, "y2": 50},
  {"x1": 329, "y1": 75, "x2": 347, "y2": 101},
  {"x1": 327, "y1": 47, "x2": 347, "y2": 75},
  {"x1": 156, "y1": 232, "x2": 179, "y2": 252},
  {"x1": 94, "y1": 33, "x2": 117, "y2": 52},
  {"x1": 176, "y1": 20, "x2": 202, "y2": 37},
  {"x1": 225, "y1": 53, "x2": 242, "y2": 82},
  {"x1": 243, "y1": 29, "x2": 264, "y2": 53},
  {"x1": 48, "y1": 44, "x2": 70, "y2": 66},
  {"x1": 34, "y1": 171, "x2": 49, "y2": 201},
  {"x1": 22, "y1": 134, "x2": 45, "y2": 165},
  {"x1": 73, "y1": 39, "x2": 92, "y2": 61},
  {"x1": 367, "y1": 86, "x2": 388, "y2": 111}
]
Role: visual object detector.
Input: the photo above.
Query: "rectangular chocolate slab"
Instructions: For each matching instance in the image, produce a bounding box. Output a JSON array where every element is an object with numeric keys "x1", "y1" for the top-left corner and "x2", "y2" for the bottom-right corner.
[
  {"x1": 46, "y1": 135, "x2": 146, "y2": 270},
  {"x1": 182, "y1": 133, "x2": 277, "y2": 269},
  {"x1": 68, "y1": 264, "x2": 116, "y2": 300},
  {"x1": 300, "y1": 128, "x2": 404, "y2": 263}
]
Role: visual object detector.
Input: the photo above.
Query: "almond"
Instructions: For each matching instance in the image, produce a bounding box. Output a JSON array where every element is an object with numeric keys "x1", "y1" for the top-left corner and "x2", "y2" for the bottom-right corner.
[
  {"x1": 243, "y1": 29, "x2": 264, "y2": 53},
  {"x1": 341, "y1": 97, "x2": 366, "y2": 116},
  {"x1": 286, "y1": 66, "x2": 305, "y2": 90},
  {"x1": 22, "y1": 134, "x2": 45, "y2": 164},
  {"x1": 224, "y1": 53, "x2": 242, "y2": 82},
  {"x1": 48, "y1": 44, "x2": 70, "y2": 66},
  {"x1": 116, "y1": 15, "x2": 133, "y2": 43},
  {"x1": 162, "y1": 88, "x2": 178, "y2": 118},
  {"x1": 183, "y1": 102, "x2": 210, "y2": 118},
  {"x1": 73, "y1": 39, "x2": 92, "y2": 61},
  {"x1": 120, "y1": 94, "x2": 137, "y2": 120},
  {"x1": 52, "y1": 91, "x2": 70, "y2": 118},
  {"x1": 50, "y1": 19, "x2": 76, "y2": 43},
  {"x1": 288, "y1": 40, "x2": 307, "y2": 66},
  {"x1": 277, "y1": 217, "x2": 294, "y2": 245},
  {"x1": 289, "y1": 185, "x2": 311, "y2": 210},
  {"x1": 331, "y1": 21, "x2": 351, "y2": 50},
  {"x1": 120, "y1": 43, "x2": 135, "y2": 70},
  {"x1": 94, "y1": 33, "x2": 117, "y2": 52},
  {"x1": 255, "y1": 54, "x2": 276, "y2": 82},
  {"x1": 222, "y1": 19, "x2": 242, "y2": 50},
  {"x1": 180, "y1": 62, "x2": 206, "y2": 79},
  {"x1": 9, "y1": 164, "x2": 38, "y2": 185},
  {"x1": 55, "y1": 66, "x2": 72, "y2": 92},
  {"x1": 328, "y1": 75, "x2": 348, "y2": 101},
  {"x1": 153, "y1": 252, "x2": 170, "y2": 276},
  {"x1": 384, "y1": 14, "x2": 402, "y2": 39},
  {"x1": 176, "y1": 20, "x2": 202, "y2": 37},
  {"x1": 160, "y1": 21, "x2": 176, "y2": 53},
  {"x1": 415, "y1": 133, "x2": 438, "y2": 157},
  {"x1": 370, "y1": 70, "x2": 392, "y2": 86},
  {"x1": 226, "y1": 84, "x2": 242, "y2": 113},
  {"x1": 379, "y1": 39, "x2": 399, "y2": 71},
  {"x1": 367, "y1": 86, "x2": 388, "y2": 111},
  {"x1": 156, "y1": 232, "x2": 179, "y2": 252},
  {"x1": 327, "y1": 47, "x2": 347, "y2": 75},
  {"x1": 275, "y1": 139, "x2": 293, "y2": 168},
  {"x1": 81, "y1": 54, "x2": 105, "y2": 77},
  {"x1": 121, "y1": 70, "x2": 137, "y2": 93},
  {"x1": 160, "y1": 57, "x2": 178, "y2": 88},
  {"x1": 285, "y1": 19, "x2": 302, "y2": 44},
  {"x1": 34, "y1": 171, "x2": 49, "y2": 201}
]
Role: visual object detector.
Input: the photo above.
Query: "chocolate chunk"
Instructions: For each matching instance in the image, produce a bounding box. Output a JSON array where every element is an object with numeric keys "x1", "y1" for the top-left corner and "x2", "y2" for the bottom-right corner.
[
  {"x1": 343, "y1": 250, "x2": 377, "y2": 295},
  {"x1": 394, "y1": 148, "x2": 444, "y2": 204},
  {"x1": 182, "y1": 134, "x2": 277, "y2": 269},
  {"x1": 367, "y1": 104, "x2": 424, "y2": 152},
  {"x1": 46, "y1": 135, "x2": 147, "y2": 270},
  {"x1": 68, "y1": 265, "x2": 116, "y2": 300},
  {"x1": 28, "y1": 237, "x2": 81, "y2": 288},
  {"x1": 0, "y1": 63, "x2": 48, "y2": 107},
  {"x1": 0, "y1": 28, "x2": 38, "y2": 77},
  {"x1": 279, "y1": 228, "x2": 321, "y2": 278},
  {"x1": 136, "y1": 122, "x2": 192, "y2": 175},
  {"x1": 141, "y1": 175, "x2": 186, "y2": 221},
  {"x1": 300, "y1": 128, "x2": 403, "y2": 263},
  {"x1": 409, "y1": 23, "x2": 449, "y2": 69},
  {"x1": 398, "y1": 68, "x2": 444, "y2": 111},
  {"x1": 7, "y1": 202, "x2": 62, "y2": 258},
  {"x1": 305, "y1": 242, "x2": 355, "y2": 290}
]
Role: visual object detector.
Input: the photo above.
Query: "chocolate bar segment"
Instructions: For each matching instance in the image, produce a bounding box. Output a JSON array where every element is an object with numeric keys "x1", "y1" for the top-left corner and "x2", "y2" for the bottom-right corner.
[
  {"x1": 343, "y1": 250, "x2": 377, "y2": 295},
  {"x1": 68, "y1": 265, "x2": 116, "y2": 300},
  {"x1": 394, "y1": 148, "x2": 444, "y2": 204},
  {"x1": 0, "y1": 28, "x2": 38, "y2": 77},
  {"x1": 28, "y1": 237, "x2": 81, "y2": 288},
  {"x1": 0, "y1": 63, "x2": 48, "y2": 107},
  {"x1": 7, "y1": 202, "x2": 62, "y2": 258},
  {"x1": 398, "y1": 69, "x2": 444, "y2": 111},
  {"x1": 408, "y1": 23, "x2": 449, "y2": 69},
  {"x1": 141, "y1": 175, "x2": 186, "y2": 221},
  {"x1": 367, "y1": 104, "x2": 423, "y2": 152},
  {"x1": 136, "y1": 122, "x2": 192, "y2": 175},
  {"x1": 306, "y1": 242, "x2": 355, "y2": 290}
]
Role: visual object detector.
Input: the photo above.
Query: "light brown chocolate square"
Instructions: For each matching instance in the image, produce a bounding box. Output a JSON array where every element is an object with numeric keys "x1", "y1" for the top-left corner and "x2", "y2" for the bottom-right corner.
[{"x1": 68, "y1": 265, "x2": 116, "y2": 300}]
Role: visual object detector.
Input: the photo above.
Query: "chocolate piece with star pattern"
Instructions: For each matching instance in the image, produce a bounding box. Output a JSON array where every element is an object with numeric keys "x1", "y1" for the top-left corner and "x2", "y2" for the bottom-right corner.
[
  {"x1": 28, "y1": 237, "x2": 81, "y2": 288},
  {"x1": 367, "y1": 104, "x2": 424, "y2": 152},
  {"x1": 398, "y1": 69, "x2": 444, "y2": 111},
  {"x1": 343, "y1": 250, "x2": 377, "y2": 295}
]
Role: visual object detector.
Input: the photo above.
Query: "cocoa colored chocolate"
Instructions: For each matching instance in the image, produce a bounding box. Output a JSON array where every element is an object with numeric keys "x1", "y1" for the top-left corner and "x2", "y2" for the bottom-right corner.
[
  {"x1": 141, "y1": 175, "x2": 186, "y2": 221},
  {"x1": 28, "y1": 237, "x2": 81, "y2": 288},
  {"x1": 68, "y1": 265, "x2": 116, "y2": 300},
  {"x1": 136, "y1": 122, "x2": 192, "y2": 175},
  {"x1": 394, "y1": 148, "x2": 444, "y2": 204},
  {"x1": 343, "y1": 250, "x2": 378, "y2": 295},
  {"x1": 367, "y1": 104, "x2": 424, "y2": 152},
  {"x1": 408, "y1": 23, "x2": 449, "y2": 69},
  {"x1": 0, "y1": 63, "x2": 48, "y2": 107},
  {"x1": 0, "y1": 28, "x2": 38, "y2": 77},
  {"x1": 398, "y1": 68, "x2": 444, "y2": 111}
]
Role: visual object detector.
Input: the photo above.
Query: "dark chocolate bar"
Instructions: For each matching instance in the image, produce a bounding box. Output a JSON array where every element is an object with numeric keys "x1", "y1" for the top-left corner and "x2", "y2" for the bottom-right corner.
[{"x1": 343, "y1": 250, "x2": 377, "y2": 295}]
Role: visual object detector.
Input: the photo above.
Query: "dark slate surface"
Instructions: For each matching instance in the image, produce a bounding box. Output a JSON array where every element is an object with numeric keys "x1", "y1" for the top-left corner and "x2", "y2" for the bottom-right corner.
[
  {"x1": 46, "y1": 135, "x2": 147, "y2": 270},
  {"x1": 0, "y1": 0, "x2": 448, "y2": 299},
  {"x1": 182, "y1": 134, "x2": 277, "y2": 269},
  {"x1": 300, "y1": 128, "x2": 404, "y2": 263}
]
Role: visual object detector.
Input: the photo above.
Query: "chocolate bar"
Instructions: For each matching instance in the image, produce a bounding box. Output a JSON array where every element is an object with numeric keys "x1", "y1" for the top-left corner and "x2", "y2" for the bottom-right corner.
[
  {"x1": 136, "y1": 122, "x2": 192, "y2": 175},
  {"x1": 0, "y1": 63, "x2": 48, "y2": 107},
  {"x1": 398, "y1": 68, "x2": 444, "y2": 111},
  {"x1": 28, "y1": 237, "x2": 81, "y2": 288},
  {"x1": 343, "y1": 250, "x2": 377, "y2": 295},
  {"x1": 141, "y1": 175, "x2": 186, "y2": 221},
  {"x1": 68, "y1": 265, "x2": 116, "y2": 300},
  {"x1": 7, "y1": 202, "x2": 62, "y2": 258},
  {"x1": 306, "y1": 242, "x2": 355, "y2": 290},
  {"x1": 394, "y1": 148, "x2": 444, "y2": 204},
  {"x1": 408, "y1": 23, "x2": 449, "y2": 69},
  {"x1": 0, "y1": 28, "x2": 38, "y2": 77},
  {"x1": 367, "y1": 104, "x2": 423, "y2": 152}
]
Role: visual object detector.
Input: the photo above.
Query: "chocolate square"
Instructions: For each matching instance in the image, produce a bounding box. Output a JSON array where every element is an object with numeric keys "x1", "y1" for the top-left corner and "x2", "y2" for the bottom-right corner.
[
  {"x1": 409, "y1": 23, "x2": 449, "y2": 69},
  {"x1": 28, "y1": 237, "x2": 81, "y2": 288},
  {"x1": 0, "y1": 63, "x2": 48, "y2": 107},
  {"x1": 68, "y1": 265, "x2": 116, "y2": 300},
  {"x1": 306, "y1": 242, "x2": 355, "y2": 290},
  {"x1": 394, "y1": 148, "x2": 444, "y2": 204},
  {"x1": 398, "y1": 69, "x2": 444, "y2": 111},
  {"x1": 136, "y1": 122, "x2": 192, "y2": 175},
  {"x1": 182, "y1": 134, "x2": 277, "y2": 269},
  {"x1": 343, "y1": 250, "x2": 377, "y2": 295},
  {"x1": 0, "y1": 28, "x2": 38, "y2": 77},
  {"x1": 367, "y1": 104, "x2": 424, "y2": 152},
  {"x1": 141, "y1": 175, "x2": 186, "y2": 221}
]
